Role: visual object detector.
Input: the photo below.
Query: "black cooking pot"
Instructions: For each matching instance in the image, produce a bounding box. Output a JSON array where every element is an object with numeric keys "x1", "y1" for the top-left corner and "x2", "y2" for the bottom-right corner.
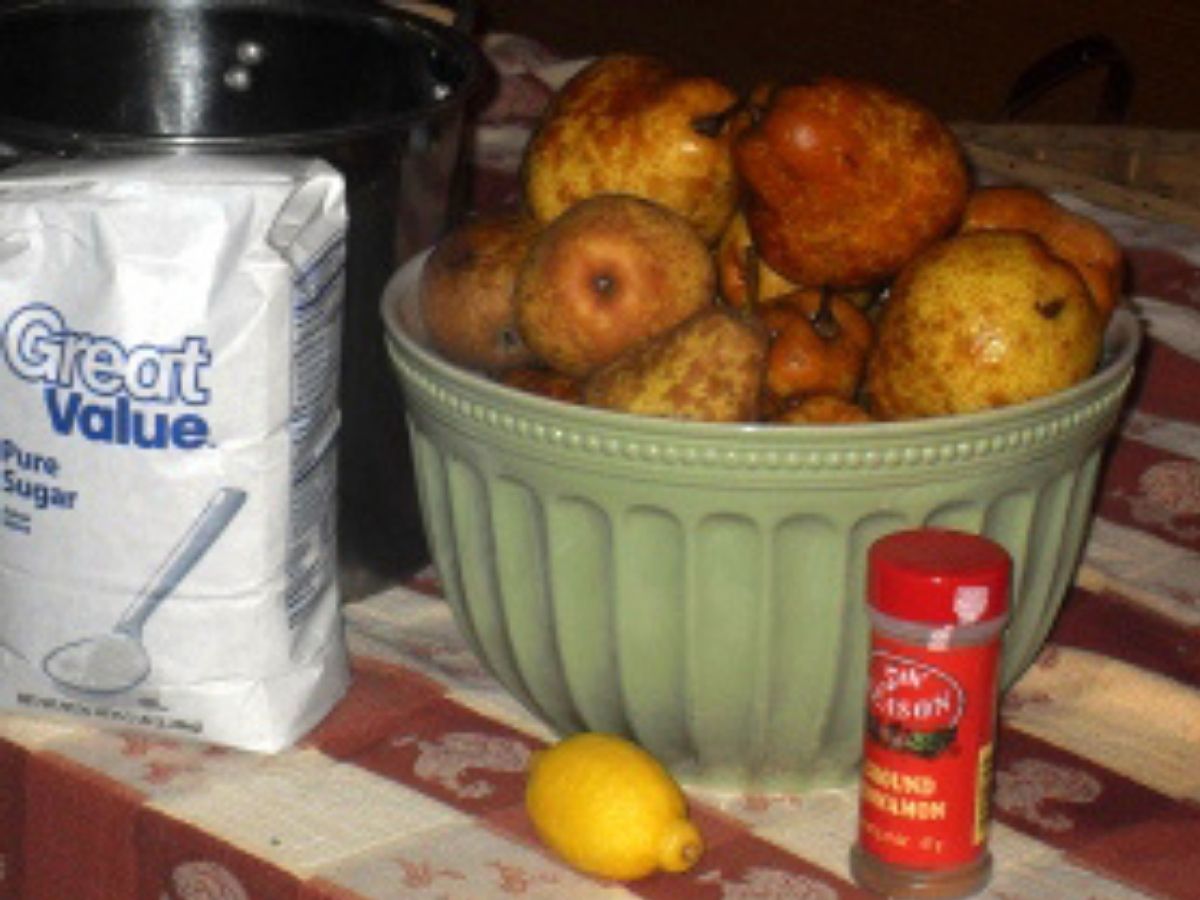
[{"x1": 0, "y1": 0, "x2": 488, "y2": 596}]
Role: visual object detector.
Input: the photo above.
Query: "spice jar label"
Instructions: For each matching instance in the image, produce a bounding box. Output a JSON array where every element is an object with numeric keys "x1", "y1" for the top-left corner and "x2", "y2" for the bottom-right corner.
[{"x1": 858, "y1": 633, "x2": 1000, "y2": 869}]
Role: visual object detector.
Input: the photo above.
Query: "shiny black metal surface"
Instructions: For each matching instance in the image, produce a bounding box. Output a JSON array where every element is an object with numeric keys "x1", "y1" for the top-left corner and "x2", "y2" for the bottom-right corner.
[{"x1": 0, "y1": 0, "x2": 481, "y2": 150}]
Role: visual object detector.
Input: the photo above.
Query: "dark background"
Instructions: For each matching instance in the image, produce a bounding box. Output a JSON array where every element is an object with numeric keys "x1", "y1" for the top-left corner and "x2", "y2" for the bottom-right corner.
[{"x1": 472, "y1": 0, "x2": 1200, "y2": 128}]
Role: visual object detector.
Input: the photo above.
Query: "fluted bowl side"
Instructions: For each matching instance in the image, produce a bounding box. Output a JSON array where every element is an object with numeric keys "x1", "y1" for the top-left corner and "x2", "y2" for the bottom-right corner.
[{"x1": 381, "y1": 252, "x2": 1141, "y2": 790}]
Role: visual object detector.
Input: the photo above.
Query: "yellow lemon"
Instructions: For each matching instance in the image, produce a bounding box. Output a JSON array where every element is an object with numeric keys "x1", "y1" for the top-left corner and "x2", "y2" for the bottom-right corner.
[{"x1": 525, "y1": 732, "x2": 704, "y2": 881}]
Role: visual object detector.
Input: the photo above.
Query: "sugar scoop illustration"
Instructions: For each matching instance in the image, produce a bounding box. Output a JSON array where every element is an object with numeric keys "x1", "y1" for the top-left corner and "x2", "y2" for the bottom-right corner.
[{"x1": 42, "y1": 487, "x2": 247, "y2": 696}]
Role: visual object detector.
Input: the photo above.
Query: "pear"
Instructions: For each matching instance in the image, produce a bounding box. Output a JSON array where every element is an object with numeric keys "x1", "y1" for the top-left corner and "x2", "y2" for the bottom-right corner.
[
  {"x1": 522, "y1": 54, "x2": 741, "y2": 244},
  {"x1": 419, "y1": 212, "x2": 541, "y2": 373},
  {"x1": 958, "y1": 186, "x2": 1123, "y2": 324},
  {"x1": 733, "y1": 76, "x2": 968, "y2": 288},
  {"x1": 514, "y1": 194, "x2": 715, "y2": 378},
  {"x1": 583, "y1": 308, "x2": 767, "y2": 422},
  {"x1": 499, "y1": 365, "x2": 583, "y2": 405},
  {"x1": 715, "y1": 210, "x2": 799, "y2": 308},
  {"x1": 771, "y1": 394, "x2": 873, "y2": 425},
  {"x1": 866, "y1": 231, "x2": 1104, "y2": 419}
]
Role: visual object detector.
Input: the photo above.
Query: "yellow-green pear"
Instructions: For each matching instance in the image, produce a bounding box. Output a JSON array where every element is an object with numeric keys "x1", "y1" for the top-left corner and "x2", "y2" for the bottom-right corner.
[
  {"x1": 866, "y1": 231, "x2": 1104, "y2": 419},
  {"x1": 522, "y1": 54, "x2": 741, "y2": 244},
  {"x1": 514, "y1": 194, "x2": 715, "y2": 378},
  {"x1": 583, "y1": 307, "x2": 767, "y2": 422}
]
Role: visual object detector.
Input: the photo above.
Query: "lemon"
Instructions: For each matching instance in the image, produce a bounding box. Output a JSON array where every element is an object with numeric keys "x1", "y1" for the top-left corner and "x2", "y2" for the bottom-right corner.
[{"x1": 525, "y1": 732, "x2": 704, "y2": 881}]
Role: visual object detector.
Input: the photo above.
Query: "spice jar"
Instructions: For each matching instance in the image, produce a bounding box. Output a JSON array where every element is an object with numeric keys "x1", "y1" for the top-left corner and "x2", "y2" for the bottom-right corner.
[{"x1": 850, "y1": 528, "x2": 1010, "y2": 898}]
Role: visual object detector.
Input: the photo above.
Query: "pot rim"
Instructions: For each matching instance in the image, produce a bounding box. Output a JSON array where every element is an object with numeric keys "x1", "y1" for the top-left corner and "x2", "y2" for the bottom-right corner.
[{"x1": 0, "y1": 0, "x2": 488, "y2": 155}]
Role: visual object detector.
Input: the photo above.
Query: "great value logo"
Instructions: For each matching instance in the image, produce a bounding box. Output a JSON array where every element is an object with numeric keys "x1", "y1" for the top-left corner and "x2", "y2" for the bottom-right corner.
[{"x1": 2, "y1": 303, "x2": 213, "y2": 450}]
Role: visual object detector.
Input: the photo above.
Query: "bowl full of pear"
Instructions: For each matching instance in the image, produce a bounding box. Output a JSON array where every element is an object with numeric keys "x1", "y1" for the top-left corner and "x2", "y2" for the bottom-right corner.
[{"x1": 380, "y1": 55, "x2": 1142, "y2": 790}]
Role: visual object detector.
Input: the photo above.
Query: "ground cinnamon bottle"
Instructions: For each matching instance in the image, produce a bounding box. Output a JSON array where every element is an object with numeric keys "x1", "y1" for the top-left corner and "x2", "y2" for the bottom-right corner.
[{"x1": 850, "y1": 528, "x2": 1011, "y2": 898}]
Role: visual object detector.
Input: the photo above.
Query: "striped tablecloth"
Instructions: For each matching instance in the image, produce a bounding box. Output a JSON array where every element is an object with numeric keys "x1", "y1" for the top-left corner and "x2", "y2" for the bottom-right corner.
[{"x1": 2, "y1": 35, "x2": 1198, "y2": 900}]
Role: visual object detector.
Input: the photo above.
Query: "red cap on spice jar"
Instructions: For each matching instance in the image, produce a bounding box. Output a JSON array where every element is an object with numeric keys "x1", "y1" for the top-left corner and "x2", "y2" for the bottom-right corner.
[{"x1": 868, "y1": 528, "x2": 1010, "y2": 626}]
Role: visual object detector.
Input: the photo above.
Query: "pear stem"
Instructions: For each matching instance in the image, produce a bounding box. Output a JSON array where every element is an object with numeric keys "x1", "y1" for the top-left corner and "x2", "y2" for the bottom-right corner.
[
  {"x1": 691, "y1": 96, "x2": 748, "y2": 138},
  {"x1": 810, "y1": 287, "x2": 842, "y2": 341},
  {"x1": 694, "y1": 83, "x2": 781, "y2": 138}
]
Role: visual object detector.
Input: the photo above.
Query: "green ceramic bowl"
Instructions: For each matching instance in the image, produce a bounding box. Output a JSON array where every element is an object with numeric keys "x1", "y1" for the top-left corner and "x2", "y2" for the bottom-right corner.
[{"x1": 381, "y1": 251, "x2": 1141, "y2": 790}]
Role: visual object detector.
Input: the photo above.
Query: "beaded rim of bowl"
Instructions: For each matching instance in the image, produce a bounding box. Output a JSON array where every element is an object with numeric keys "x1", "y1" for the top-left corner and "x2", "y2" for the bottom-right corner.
[{"x1": 383, "y1": 261, "x2": 1141, "y2": 475}]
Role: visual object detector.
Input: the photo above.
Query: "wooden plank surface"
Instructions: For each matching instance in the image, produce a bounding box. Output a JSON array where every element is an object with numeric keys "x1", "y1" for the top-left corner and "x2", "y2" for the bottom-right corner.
[{"x1": 955, "y1": 124, "x2": 1200, "y2": 228}]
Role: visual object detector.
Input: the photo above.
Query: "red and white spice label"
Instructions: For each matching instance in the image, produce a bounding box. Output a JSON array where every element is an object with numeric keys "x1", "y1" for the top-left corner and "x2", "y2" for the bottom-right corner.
[{"x1": 857, "y1": 632, "x2": 1000, "y2": 869}]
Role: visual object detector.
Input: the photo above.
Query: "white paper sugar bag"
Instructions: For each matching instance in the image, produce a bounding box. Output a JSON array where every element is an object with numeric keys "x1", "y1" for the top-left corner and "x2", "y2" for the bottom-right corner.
[{"x1": 0, "y1": 155, "x2": 350, "y2": 751}]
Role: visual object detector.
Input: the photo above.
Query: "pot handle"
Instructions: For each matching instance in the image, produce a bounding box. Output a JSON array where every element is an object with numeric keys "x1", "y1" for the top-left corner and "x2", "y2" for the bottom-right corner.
[{"x1": 1002, "y1": 34, "x2": 1134, "y2": 123}]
